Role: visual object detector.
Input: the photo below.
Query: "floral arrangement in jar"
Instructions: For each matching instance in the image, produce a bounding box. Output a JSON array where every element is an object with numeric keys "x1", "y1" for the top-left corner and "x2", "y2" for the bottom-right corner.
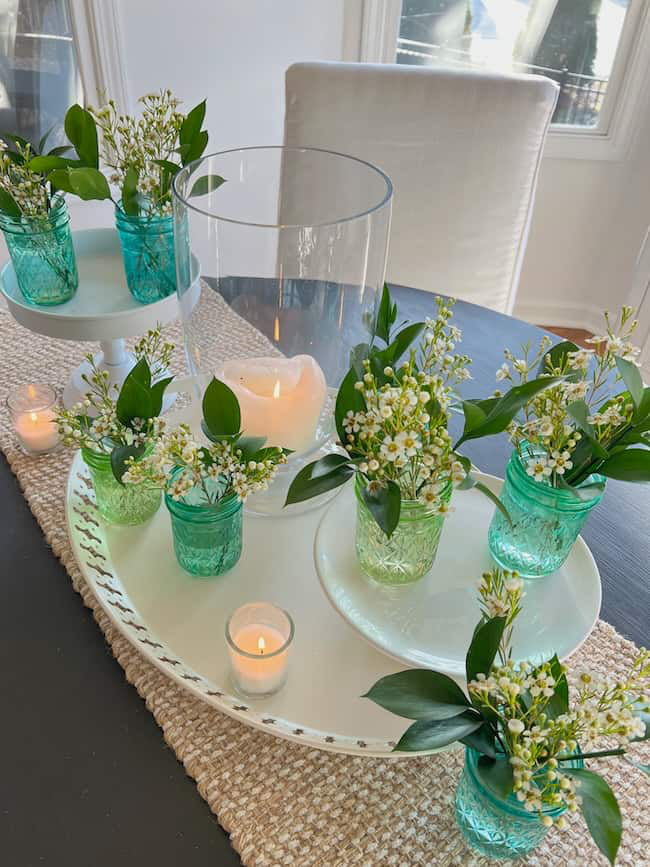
[
  {"x1": 366, "y1": 569, "x2": 649, "y2": 863},
  {"x1": 122, "y1": 377, "x2": 289, "y2": 577},
  {"x1": 55, "y1": 327, "x2": 174, "y2": 525},
  {"x1": 0, "y1": 131, "x2": 78, "y2": 305},
  {"x1": 48, "y1": 92, "x2": 223, "y2": 303},
  {"x1": 472, "y1": 307, "x2": 650, "y2": 577},
  {"x1": 285, "y1": 285, "x2": 552, "y2": 585}
]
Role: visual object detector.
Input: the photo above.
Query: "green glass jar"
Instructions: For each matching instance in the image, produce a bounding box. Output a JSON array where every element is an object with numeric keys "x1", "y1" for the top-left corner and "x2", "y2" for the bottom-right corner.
[
  {"x1": 82, "y1": 447, "x2": 161, "y2": 526},
  {"x1": 454, "y1": 747, "x2": 583, "y2": 860},
  {"x1": 488, "y1": 446, "x2": 605, "y2": 578},
  {"x1": 164, "y1": 471, "x2": 243, "y2": 577},
  {"x1": 354, "y1": 475, "x2": 451, "y2": 585},
  {"x1": 0, "y1": 195, "x2": 78, "y2": 306},
  {"x1": 114, "y1": 204, "x2": 177, "y2": 303}
]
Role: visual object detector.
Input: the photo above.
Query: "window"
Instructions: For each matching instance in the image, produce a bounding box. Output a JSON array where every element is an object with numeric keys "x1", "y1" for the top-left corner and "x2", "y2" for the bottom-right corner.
[
  {"x1": 0, "y1": 0, "x2": 83, "y2": 150},
  {"x1": 396, "y1": 0, "x2": 634, "y2": 129}
]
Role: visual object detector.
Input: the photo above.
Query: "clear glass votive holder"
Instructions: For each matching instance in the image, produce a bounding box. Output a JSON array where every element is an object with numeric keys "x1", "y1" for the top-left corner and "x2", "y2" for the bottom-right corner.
[
  {"x1": 6, "y1": 384, "x2": 60, "y2": 455},
  {"x1": 225, "y1": 602, "x2": 295, "y2": 698}
]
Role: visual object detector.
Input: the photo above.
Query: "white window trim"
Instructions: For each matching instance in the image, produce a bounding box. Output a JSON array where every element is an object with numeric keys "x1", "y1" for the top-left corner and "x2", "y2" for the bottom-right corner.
[
  {"x1": 355, "y1": 0, "x2": 650, "y2": 162},
  {"x1": 68, "y1": 0, "x2": 130, "y2": 112}
]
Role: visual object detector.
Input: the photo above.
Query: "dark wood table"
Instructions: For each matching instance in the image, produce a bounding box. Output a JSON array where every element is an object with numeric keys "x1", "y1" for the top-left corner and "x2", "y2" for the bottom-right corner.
[{"x1": 3, "y1": 284, "x2": 648, "y2": 866}]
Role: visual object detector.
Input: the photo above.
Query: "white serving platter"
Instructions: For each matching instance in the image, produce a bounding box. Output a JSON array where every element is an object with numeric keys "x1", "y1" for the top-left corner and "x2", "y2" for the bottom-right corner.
[{"x1": 314, "y1": 479, "x2": 602, "y2": 678}]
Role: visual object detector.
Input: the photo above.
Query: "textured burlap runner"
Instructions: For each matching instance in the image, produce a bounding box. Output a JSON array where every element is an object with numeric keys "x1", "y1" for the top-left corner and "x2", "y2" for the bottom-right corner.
[{"x1": 1, "y1": 291, "x2": 648, "y2": 867}]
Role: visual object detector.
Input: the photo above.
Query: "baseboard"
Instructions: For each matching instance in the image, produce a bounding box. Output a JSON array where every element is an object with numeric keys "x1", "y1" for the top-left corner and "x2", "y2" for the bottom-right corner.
[{"x1": 513, "y1": 299, "x2": 605, "y2": 336}]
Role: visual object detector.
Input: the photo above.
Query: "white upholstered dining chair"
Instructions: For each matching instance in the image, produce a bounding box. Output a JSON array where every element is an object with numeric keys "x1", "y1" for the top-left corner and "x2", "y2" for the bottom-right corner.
[{"x1": 284, "y1": 62, "x2": 558, "y2": 314}]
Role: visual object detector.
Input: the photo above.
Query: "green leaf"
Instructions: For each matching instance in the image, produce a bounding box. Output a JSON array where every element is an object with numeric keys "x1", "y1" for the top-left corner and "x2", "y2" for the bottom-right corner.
[
  {"x1": 189, "y1": 174, "x2": 226, "y2": 197},
  {"x1": 202, "y1": 377, "x2": 241, "y2": 438},
  {"x1": 38, "y1": 125, "x2": 54, "y2": 154},
  {"x1": 64, "y1": 104, "x2": 98, "y2": 168},
  {"x1": 383, "y1": 322, "x2": 425, "y2": 365},
  {"x1": 599, "y1": 448, "x2": 650, "y2": 483},
  {"x1": 110, "y1": 443, "x2": 146, "y2": 484},
  {"x1": 180, "y1": 129, "x2": 208, "y2": 165},
  {"x1": 50, "y1": 167, "x2": 111, "y2": 201},
  {"x1": 564, "y1": 769, "x2": 622, "y2": 865},
  {"x1": 285, "y1": 457, "x2": 353, "y2": 506},
  {"x1": 566, "y1": 400, "x2": 610, "y2": 460},
  {"x1": 153, "y1": 158, "x2": 181, "y2": 176},
  {"x1": 149, "y1": 376, "x2": 174, "y2": 418},
  {"x1": 374, "y1": 283, "x2": 396, "y2": 344},
  {"x1": 237, "y1": 435, "x2": 267, "y2": 459},
  {"x1": 363, "y1": 670, "x2": 470, "y2": 720},
  {"x1": 349, "y1": 342, "x2": 371, "y2": 377},
  {"x1": 543, "y1": 654, "x2": 569, "y2": 718},
  {"x1": 0, "y1": 187, "x2": 21, "y2": 219},
  {"x1": 0, "y1": 130, "x2": 30, "y2": 151},
  {"x1": 474, "y1": 481, "x2": 511, "y2": 525},
  {"x1": 466, "y1": 617, "x2": 506, "y2": 684},
  {"x1": 334, "y1": 366, "x2": 366, "y2": 443},
  {"x1": 360, "y1": 480, "x2": 401, "y2": 537},
  {"x1": 475, "y1": 756, "x2": 515, "y2": 800},
  {"x1": 635, "y1": 387, "x2": 650, "y2": 428},
  {"x1": 47, "y1": 145, "x2": 73, "y2": 157},
  {"x1": 455, "y1": 377, "x2": 562, "y2": 448},
  {"x1": 539, "y1": 339, "x2": 580, "y2": 375},
  {"x1": 28, "y1": 155, "x2": 74, "y2": 173},
  {"x1": 394, "y1": 710, "x2": 483, "y2": 752},
  {"x1": 121, "y1": 166, "x2": 140, "y2": 216},
  {"x1": 616, "y1": 357, "x2": 643, "y2": 412},
  {"x1": 179, "y1": 99, "x2": 206, "y2": 147},
  {"x1": 116, "y1": 376, "x2": 152, "y2": 426},
  {"x1": 460, "y1": 723, "x2": 496, "y2": 759}
]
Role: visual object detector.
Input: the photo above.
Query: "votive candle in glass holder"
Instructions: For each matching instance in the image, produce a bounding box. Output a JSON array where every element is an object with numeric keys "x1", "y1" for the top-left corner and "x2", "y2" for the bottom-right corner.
[
  {"x1": 7, "y1": 384, "x2": 60, "y2": 454},
  {"x1": 225, "y1": 602, "x2": 294, "y2": 698}
]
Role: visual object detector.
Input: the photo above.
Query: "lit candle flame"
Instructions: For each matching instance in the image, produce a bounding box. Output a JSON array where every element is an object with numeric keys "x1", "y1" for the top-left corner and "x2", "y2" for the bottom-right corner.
[
  {"x1": 30, "y1": 412, "x2": 38, "y2": 423},
  {"x1": 273, "y1": 316, "x2": 280, "y2": 342},
  {"x1": 272, "y1": 380, "x2": 281, "y2": 399},
  {"x1": 257, "y1": 635, "x2": 266, "y2": 655}
]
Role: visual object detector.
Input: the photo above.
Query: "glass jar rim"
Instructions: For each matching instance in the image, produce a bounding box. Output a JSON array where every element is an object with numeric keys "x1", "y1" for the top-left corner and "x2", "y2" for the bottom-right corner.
[
  {"x1": 114, "y1": 202, "x2": 174, "y2": 225},
  {"x1": 6, "y1": 383, "x2": 57, "y2": 414},
  {"x1": 354, "y1": 472, "x2": 452, "y2": 518},
  {"x1": 0, "y1": 193, "x2": 68, "y2": 233},
  {"x1": 164, "y1": 468, "x2": 242, "y2": 519},
  {"x1": 511, "y1": 444, "x2": 605, "y2": 506},
  {"x1": 225, "y1": 604, "x2": 295, "y2": 659},
  {"x1": 171, "y1": 145, "x2": 393, "y2": 229}
]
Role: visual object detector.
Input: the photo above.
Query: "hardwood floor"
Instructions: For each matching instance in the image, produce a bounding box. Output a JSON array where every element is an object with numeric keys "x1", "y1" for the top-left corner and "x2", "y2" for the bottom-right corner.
[{"x1": 540, "y1": 326, "x2": 593, "y2": 349}]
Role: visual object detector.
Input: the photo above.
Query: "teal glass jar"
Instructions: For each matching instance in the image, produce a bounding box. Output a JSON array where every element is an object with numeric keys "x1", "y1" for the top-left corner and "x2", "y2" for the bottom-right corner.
[
  {"x1": 454, "y1": 748, "x2": 583, "y2": 860},
  {"x1": 354, "y1": 475, "x2": 451, "y2": 585},
  {"x1": 488, "y1": 446, "x2": 605, "y2": 578},
  {"x1": 164, "y1": 471, "x2": 243, "y2": 577},
  {"x1": 82, "y1": 447, "x2": 161, "y2": 526},
  {"x1": 115, "y1": 204, "x2": 177, "y2": 303},
  {"x1": 0, "y1": 195, "x2": 78, "y2": 306}
]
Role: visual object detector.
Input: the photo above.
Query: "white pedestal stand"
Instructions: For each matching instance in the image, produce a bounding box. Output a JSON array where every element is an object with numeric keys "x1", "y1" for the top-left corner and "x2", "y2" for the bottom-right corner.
[{"x1": 1, "y1": 228, "x2": 200, "y2": 408}]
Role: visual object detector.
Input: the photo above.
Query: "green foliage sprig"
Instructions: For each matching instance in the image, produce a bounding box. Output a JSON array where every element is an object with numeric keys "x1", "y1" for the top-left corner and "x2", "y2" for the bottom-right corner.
[
  {"x1": 365, "y1": 569, "x2": 650, "y2": 864},
  {"x1": 0, "y1": 131, "x2": 74, "y2": 220}
]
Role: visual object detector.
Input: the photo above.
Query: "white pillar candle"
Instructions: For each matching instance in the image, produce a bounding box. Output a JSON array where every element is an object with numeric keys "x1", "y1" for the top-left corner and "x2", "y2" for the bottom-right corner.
[
  {"x1": 217, "y1": 355, "x2": 326, "y2": 454},
  {"x1": 226, "y1": 603, "x2": 294, "y2": 697},
  {"x1": 7, "y1": 384, "x2": 60, "y2": 454}
]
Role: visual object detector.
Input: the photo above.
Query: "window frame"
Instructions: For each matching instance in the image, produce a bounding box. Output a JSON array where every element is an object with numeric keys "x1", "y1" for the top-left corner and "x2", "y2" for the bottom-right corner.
[{"x1": 354, "y1": 0, "x2": 650, "y2": 161}]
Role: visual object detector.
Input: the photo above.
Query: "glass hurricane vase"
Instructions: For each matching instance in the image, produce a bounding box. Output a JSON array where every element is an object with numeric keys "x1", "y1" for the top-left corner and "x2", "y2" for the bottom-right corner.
[
  {"x1": 355, "y1": 475, "x2": 451, "y2": 585},
  {"x1": 82, "y1": 448, "x2": 161, "y2": 526},
  {"x1": 488, "y1": 446, "x2": 605, "y2": 578},
  {"x1": 454, "y1": 748, "x2": 583, "y2": 861},
  {"x1": 164, "y1": 472, "x2": 243, "y2": 577},
  {"x1": 115, "y1": 205, "x2": 177, "y2": 303},
  {"x1": 0, "y1": 195, "x2": 78, "y2": 306},
  {"x1": 172, "y1": 146, "x2": 392, "y2": 517}
]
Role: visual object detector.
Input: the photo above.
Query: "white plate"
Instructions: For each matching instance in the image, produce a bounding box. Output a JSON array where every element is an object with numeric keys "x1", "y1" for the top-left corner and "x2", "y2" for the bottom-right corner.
[
  {"x1": 314, "y1": 475, "x2": 601, "y2": 677},
  {"x1": 66, "y1": 444, "x2": 450, "y2": 758},
  {"x1": 1, "y1": 228, "x2": 199, "y2": 341}
]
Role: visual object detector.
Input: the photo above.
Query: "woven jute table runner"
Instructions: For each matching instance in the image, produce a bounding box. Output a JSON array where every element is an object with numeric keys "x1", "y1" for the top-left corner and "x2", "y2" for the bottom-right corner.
[{"x1": 1, "y1": 292, "x2": 648, "y2": 867}]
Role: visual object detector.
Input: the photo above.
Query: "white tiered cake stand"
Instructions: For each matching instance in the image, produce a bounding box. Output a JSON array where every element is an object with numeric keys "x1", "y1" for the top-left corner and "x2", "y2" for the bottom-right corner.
[{"x1": 0, "y1": 228, "x2": 199, "y2": 407}]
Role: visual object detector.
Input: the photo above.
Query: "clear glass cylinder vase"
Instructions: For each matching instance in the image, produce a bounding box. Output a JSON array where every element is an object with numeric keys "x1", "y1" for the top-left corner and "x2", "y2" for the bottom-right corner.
[
  {"x1": 164, "y1": 471, "x2": 243, "y2": 577},
  {"x1": 172, "y1": 147, "x2": 392, "y2": 516},
  {"x1": 82, "y1": 448, "x2": 161, "y2": 526},
  {"x1": 115, "y1": 205, "x2": 177, "y2": 303},
  {"x1": 454, "y1": 748, "x2": 582, "y2": 860},
  {"x1": 0, "y1": 195, "x2": 78, "y2": 306},
  {"x1": 355, "y1": 475, "x2": 451, "y2": 585},
  {"x1": 488, "y1": 446, "x2": 605, "y2": 578}
]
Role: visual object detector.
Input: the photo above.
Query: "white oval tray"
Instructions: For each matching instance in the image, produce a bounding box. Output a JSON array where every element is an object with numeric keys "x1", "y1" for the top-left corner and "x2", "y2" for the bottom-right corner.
[
  {"x1": 314, "y1": 479, "x2": 601, "y2": 677},
  {"x1": 66, "y1": 450, "x2": 444, "y2": 757}
]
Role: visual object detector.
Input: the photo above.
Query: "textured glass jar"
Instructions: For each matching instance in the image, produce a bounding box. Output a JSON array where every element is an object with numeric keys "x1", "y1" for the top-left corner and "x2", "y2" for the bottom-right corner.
[
  {"x1": 115, "y1": 205, "x2": 177, "y2": 303},
  {"x1": 82, "y1": 447, "x2": 161, "y2": 526},
  {"x1": 0, "y1": 195, "x2": 78, "y2": 305},
  {"x1": 455, "y1": 748, "x2": 583, "y2": 860},
  {"x1": 488, "y1": 447, "x2": 605, "y2": 578},
  {"x1": 164, "y1": 472, "x2": 243, "y2": 577},
  {"x1": 354, "y1": 475, "x2": 451, "y2": 585}
]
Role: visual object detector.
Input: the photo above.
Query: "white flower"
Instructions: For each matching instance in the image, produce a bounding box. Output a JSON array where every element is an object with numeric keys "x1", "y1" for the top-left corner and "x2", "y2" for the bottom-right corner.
[
  {"x1": 496, "y1": 363, "x2": 510, "y2": 381},
  {"x1": 395, "y1": 430, "x2": 421, "y2": 456},
  {"x1": 379, "y1": 436, "x2": 404, "y2": 462},
  {"x1": 526, "y1": 457, "x2": 552, "y2": 482},
  {"x1": 507, "y1": 718, "x2": 525, "y2": 735},
  {"x1": 548, "y1": 450, "x2": 573, "y2": 474}
]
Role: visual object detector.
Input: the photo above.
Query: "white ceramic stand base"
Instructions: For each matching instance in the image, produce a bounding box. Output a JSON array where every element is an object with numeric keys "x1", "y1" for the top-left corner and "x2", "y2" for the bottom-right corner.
[{"x1": 1, "y1": 228, "x2": 199, "y2": 408}]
